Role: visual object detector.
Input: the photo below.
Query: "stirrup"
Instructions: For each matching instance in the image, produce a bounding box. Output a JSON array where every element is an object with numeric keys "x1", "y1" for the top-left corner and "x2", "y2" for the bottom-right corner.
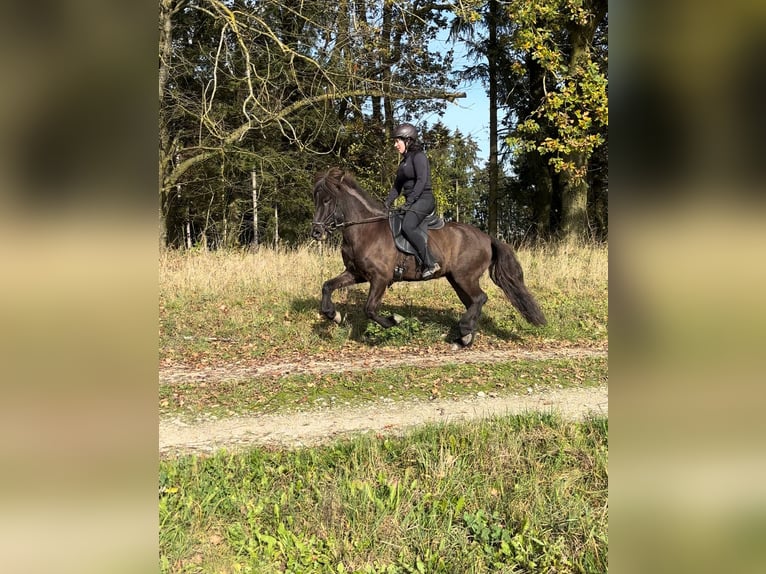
[{"x1": 421, "y1": 262, "x2": 440, "y2": 279}]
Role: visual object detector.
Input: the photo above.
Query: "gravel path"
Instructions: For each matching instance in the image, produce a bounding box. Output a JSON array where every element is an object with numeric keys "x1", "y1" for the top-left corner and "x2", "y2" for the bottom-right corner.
[
  {"x1": 159, "y1": 344, "x2": 608, "y2": 456},
  {"x1": 160, "y1": 385, "x2": 607, "y2": 456}
]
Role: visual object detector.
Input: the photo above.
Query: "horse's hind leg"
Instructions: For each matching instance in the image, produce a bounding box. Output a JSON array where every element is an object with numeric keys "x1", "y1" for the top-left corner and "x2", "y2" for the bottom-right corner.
[
  {"x1": 321, "y1": 269, "x2": 359, "y2": 323},
  {"x1": 447, "y1": 274, "x2": 488, "y2": 347}
]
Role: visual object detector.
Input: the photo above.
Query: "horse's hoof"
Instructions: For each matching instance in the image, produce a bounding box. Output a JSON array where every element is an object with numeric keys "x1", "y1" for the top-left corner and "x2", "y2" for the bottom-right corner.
[
  {"x1": 333, "y1": 311, "x2": 343, "y2": 324},
  {"x1": 461, "y1": 333, "x2": 474, "y2": 346},
  {"x1": 392, "y1": 314, "x2": 404, "y2": 324}
]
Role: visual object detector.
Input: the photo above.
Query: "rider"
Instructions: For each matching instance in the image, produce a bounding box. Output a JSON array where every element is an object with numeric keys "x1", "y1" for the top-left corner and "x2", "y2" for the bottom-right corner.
[{"x1": 384, "y1": 122, "x2": 441, "y2": 279}]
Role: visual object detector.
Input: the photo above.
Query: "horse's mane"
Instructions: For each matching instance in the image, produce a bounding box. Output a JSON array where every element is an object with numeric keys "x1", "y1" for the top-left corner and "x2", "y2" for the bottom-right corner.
[{"x1": 314, "y1": 167, "x2": 383, "y2": 208}]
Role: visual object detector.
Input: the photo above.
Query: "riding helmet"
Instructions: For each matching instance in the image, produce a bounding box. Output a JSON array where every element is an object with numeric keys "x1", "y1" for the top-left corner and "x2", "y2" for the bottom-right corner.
[{"x1": 392, "y1": 123, "x2": 418, "y2": 141}]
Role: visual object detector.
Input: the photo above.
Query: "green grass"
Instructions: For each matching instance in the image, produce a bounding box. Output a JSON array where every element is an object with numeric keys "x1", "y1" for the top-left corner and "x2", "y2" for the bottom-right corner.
[
  {"x1": 159, "y1": 413, "x2": 608, "y2": 573},
  {"x1": 160, "y1": 356, "x2": 608, "y2": 420}
]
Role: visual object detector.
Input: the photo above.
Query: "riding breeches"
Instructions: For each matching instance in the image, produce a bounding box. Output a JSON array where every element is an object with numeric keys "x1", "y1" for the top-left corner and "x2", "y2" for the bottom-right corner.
[{"x1": 401, "y1": 194, "x2": 436, "y2": 266}]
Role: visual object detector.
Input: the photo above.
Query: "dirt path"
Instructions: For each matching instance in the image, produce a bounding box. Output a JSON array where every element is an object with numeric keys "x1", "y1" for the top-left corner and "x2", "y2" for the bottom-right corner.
[
  {"x1": 160, "y1": 343, "x2": 607, "y2": 384},
  {"x1": 160, "y1": 344, "x2": 608, "y2": 456}
]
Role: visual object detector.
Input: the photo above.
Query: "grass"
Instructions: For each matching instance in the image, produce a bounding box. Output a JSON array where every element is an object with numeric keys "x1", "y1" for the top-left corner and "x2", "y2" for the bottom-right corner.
[
  {"x1": 159, "y1": 413, "x2": 608, "y2": 573},
  {"x1": 159, "y1": 241, "x2": 608, "y2": 365},
  {"x1": 159, "y1": 243, "x2": 608, "y2": 572}
]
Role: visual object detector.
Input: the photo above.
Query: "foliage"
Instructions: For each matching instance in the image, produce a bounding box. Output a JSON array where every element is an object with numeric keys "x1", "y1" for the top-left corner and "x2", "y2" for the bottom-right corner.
[
  {"x1": 463, "y1": 509, "x2": 572, "y2": 570},
  {"x1": 422, "y1": 122, "x2": 483, "y2": 222},
  {"x1": 502, "y1": 0, "x2": 609, "y2": 240},
  {"x1": 363, "y1": 316, "x2": 426, "y2": 346},
  {"x1": 160, "y1": 0, "x2": 468, "y2": 248},
  {"x1": 506, "y1": 1, "x2": 608, "y2": 182},
  {"x1": 447, "y1": 0, "x2": 608, "y2": 240},
  {"x1": 159, "y1": 0, "x2": 608, "y2": 248}
]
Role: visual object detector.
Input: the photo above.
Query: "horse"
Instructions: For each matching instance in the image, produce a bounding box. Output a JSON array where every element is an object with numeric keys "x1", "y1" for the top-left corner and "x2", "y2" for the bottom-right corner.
[{"x1": 310, "y1": 167, "x2": 546, "y2": 347}]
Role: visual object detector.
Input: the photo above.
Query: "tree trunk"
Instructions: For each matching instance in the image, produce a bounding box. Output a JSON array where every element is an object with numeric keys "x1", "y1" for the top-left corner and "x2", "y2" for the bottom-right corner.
[
  {"x1": 252, "y1": 169, "x2": 260, "y2": 248},
  {"x1": 379, "y1": 0, "x2": 394, "y2": 189},
  {"x1": 183, "y1": 185, "x2": 192, "y2": 249},
  {"x1": 560, "y1": 0, "x2": 607, "y2": 242},
  {"x1": 158, "y1": 1, "x2": 174, "y2": 249},
  {"x1": 487, "y1": 0, "x2": 500, "y2": 237},
  {"x1": 560, "y1": 151, "x2": 588, "y2": 240},
  {"x1": 455, "y1": 179, "x2": 460, "y2": 222},
  {"x1": 525, "y1": 52, "x2": 553, "y2": 239},
  {"x1": 530, "y1": 149, "x2": 553, "y2": 238},
  {"x1": 273, "y1": 205, "x2": 279, "y2": 250},
  {"x1": 159, "y1": 155, "x2": 168, "y2": 250}
]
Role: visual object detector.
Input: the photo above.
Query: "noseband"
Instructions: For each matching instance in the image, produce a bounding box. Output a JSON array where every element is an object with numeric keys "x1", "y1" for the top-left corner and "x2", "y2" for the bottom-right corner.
[{"x1": 312, "y1": 192, "x2": 344, "y2": 235}]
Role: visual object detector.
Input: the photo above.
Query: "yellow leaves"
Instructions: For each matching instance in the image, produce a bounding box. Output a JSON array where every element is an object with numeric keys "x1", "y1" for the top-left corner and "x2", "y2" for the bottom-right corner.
[{"x1": 453, "y1": 0, "x2": 484, "y2": 25}]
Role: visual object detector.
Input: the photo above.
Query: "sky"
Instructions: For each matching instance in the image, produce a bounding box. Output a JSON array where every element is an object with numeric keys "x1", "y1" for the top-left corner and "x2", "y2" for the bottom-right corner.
[
  {"x1": 420, "y1": 30, "x2": 491, "y2": 162},
  {"x1": 428, "y1": 82, "x2": 490, "y2": 162}
]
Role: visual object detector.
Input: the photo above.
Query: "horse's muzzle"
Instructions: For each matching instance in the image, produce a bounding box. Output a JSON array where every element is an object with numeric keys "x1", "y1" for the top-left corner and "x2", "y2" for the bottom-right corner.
[{"x1": 311, "y1": 223, "x2": 326, "y2": 241}]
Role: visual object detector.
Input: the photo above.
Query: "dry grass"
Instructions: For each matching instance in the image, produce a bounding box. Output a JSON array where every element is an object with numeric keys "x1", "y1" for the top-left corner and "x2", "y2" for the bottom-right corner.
[
  {"x1": 159, "y1": 242, "x2": 608, "y2": 362},
  {"x1": 159, "y1": 244, "x2": 340, "y2": 299},
  {"x1": 159, "y1": 241, "x2": 607, "y2": 300}
]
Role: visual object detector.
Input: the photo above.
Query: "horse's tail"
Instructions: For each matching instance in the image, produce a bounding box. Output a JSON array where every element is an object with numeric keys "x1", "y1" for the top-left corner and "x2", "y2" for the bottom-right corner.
[{"x1": 489, "y1": 237, "x2": 547, "y2": 326}]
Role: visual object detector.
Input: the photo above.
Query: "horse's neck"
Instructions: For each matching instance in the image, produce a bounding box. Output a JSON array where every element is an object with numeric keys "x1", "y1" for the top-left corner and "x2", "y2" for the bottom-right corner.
[{"x1": 341, "y1": 187, "x2": 383, "y2": 220}]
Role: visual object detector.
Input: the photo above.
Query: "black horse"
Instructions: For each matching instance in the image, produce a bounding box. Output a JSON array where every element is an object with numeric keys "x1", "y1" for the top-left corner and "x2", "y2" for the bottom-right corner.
[{"x1": 311, "y1": 167, "x2": 546, "y2": 346}]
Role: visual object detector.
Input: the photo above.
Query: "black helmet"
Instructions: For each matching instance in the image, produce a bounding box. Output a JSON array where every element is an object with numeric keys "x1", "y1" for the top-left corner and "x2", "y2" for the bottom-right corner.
[{"x1": 392, "y1": 123, "x2": 418, "y2": 141}]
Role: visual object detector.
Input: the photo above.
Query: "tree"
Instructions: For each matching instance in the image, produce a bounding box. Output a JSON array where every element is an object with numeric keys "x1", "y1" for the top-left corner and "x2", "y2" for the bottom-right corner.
[
  {"x1": 506, "y1": 0, "x2": 608, "y2": 241},
  {"x1": 160, "y1": 0, "x2": 607, "y2": 247},
  {"x1": 422, "y1": 125, "x2": 481, "y2": 221},
  {"x1": 449, "y1": 0, "x2": 504, "y2": 237},
  {"x1": 159, "y1": 0, "x2": 465, "y2": 248}
]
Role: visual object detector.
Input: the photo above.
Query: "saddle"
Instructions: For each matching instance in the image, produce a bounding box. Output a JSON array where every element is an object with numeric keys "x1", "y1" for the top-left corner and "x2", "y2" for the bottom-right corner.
[{"x1": 388, "y1": 210, "x2": 445, "y2": 257}]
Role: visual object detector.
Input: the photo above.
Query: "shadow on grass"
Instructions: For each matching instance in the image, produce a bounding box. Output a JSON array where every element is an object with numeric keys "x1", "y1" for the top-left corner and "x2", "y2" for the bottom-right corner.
[{"x1": 291, "y1": 288, "x2": 525, "y2": 346}]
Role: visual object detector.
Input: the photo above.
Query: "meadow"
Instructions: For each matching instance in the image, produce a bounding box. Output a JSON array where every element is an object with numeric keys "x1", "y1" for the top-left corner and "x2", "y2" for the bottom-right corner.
[
  {"x1": 159, "y1": 241, "x2": 608, "y2": 365},
  {"x1": 160, "y1": 413, "x2": 607, "y2": 573},
  {"x1": 159, "y1": 241, "x2": 608, "y2": 573}
]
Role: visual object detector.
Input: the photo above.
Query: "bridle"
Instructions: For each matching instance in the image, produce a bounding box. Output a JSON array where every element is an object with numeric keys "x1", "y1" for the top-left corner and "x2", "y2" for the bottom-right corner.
[
  {"x1": 311, "y1": 204, "x2": 343, "y2": 235},
  {"x1": 312, "y1": 189, "x2": 388, "y2": 236}
]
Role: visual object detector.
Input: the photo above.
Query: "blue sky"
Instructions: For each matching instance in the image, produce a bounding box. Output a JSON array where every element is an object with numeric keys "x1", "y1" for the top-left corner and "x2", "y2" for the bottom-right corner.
[
  {"x1": 420, "y1": 31, "x2": 491, "y2": 162},
  {"x1": 427, "y1": 82, "x2": 490, "y2": 162}
]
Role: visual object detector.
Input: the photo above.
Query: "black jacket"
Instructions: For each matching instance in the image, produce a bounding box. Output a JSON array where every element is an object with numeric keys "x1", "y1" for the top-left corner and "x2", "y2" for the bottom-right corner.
[{"x1": 385, "y1": 149, "x2": 432, "y2": 207}]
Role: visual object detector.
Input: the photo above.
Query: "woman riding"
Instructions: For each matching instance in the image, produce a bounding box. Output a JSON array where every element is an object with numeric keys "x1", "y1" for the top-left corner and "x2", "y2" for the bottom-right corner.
[{"x1": 384, "y1": 122, "x2": 441, "y2": 279}]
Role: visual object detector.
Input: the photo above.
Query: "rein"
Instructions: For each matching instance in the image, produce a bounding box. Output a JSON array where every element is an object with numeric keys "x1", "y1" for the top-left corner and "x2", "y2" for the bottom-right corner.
[
  {"x1": 340, "y1": 207, "x2": 431, "y2": 227},
  {"x1": 312, "y1": 211, "x2": 388, "y2": 234},
  {"x1": 333, "y1": 214, "x2": 388, "y2": 228}
]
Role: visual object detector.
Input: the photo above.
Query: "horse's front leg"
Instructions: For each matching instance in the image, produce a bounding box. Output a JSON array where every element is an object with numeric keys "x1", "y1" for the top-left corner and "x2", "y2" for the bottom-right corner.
[
  {"x1": 321, "y1": 269, "x2": 359, "y2": 324},
  {"x1": 364, "y1": 276, "x2": 402, "y2": 328}
]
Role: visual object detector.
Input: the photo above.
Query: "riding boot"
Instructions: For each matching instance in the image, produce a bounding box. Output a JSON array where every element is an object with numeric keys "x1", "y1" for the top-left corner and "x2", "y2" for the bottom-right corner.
[{"x1": 420, "y1": 245, "x2": 440, "y2": 279}]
